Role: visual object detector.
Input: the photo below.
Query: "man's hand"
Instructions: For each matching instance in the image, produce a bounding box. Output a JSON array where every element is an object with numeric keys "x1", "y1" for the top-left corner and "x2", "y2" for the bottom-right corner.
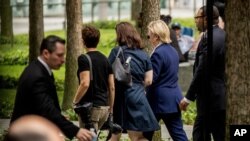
[
  {"x1": 179, "y1": 98, "x2": 190, "y2": 111},
  {"x1": 76, "y1": 128, "x2": 94, "y2": 141}
]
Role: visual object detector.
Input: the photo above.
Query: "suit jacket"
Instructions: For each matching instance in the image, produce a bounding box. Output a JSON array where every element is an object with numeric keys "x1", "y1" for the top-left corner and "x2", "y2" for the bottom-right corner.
[
  {"x1": 11, "y1": 59, "x2": 79, "y2": 139},
  {"x1": 186, "y1": 25, "x2": 226, "y2": 115},
  {"x1": 147, "y1": 43, "x2": 183, "y2": 114}
]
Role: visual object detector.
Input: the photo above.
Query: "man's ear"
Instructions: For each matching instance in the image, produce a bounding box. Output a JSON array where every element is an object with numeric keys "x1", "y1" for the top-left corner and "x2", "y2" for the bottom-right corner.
[{"x1": 42, "y1": 49, "x2": 50, "y2": 59}]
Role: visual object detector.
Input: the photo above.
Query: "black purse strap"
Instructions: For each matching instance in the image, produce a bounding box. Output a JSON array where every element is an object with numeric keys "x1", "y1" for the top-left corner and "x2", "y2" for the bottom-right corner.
[
  {"x1": 84, "y1": 54, "x2": 93, "y2": 80},
  {"x1": 116, "y1": 47, "x2": 126, "y2": 62},
  {"x1": 84, "y1": 54, "x2": 94, "y2": 101}
]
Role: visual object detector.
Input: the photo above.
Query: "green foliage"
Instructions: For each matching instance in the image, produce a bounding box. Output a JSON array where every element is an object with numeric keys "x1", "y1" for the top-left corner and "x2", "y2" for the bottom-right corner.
[
  {"x1": 45, "y1": 30, "x2": 66, "y2": 38},
  {"x1": 0, "y1": 130, "x2": 8, "y2": 141},
  {"x1": 91, "y1": 20, "x2": 118, "y2": 29},
  {"x1": 0, "y1": 34, "x2": 29, "y2": 65},
  {"x1": 0, "y1": 73, "x2": 64, "y2": 90},
  {"x1": 0, "y1": 89, "x2": 64, "y2": 118},
  {"x1": 55, "y1": 79, "x2": 64, "y2": 91},
  {"x1": 0, "y1": 34, "x2": 28, "y2": 45},
  {"x1": 98, "y1": 38, "x2": 116, "y2": 56},
  {"x1": 172, "y1": 18, "x2": 196, "y2": 29},
  {"x1": 0, "y1": 101, "x2": 13, "y2": 118},
  {"x1": 0, "y1": 89, "x2": 16, "y2": 118},
  {"x1": 182, "y1": 103, "x2": 197, "y2": 125},
  {"x1": 0, "y1": 75, "x2": 18, "y2": 88},
  {"x1": 0, "y1": 65, "x2": 25, "y2": 78},
  {"x1": 0, "y1": 36, "x2": 12, "y2": 44},
  {"x1": 0, "y1": 50, "x2": 28, "y2": 65},
  {"x1": 0, "y1": 65, "x2": 65, "y2": 90},
  {"x1": 97, "y1": 28, "x2": 116, "y2": 56},
  {"x1": 0, "y1": 29, "x2": 115, "y2": 65},
  {"x1": 63, "y1": 108, "x2": 78, "y2": 121}
]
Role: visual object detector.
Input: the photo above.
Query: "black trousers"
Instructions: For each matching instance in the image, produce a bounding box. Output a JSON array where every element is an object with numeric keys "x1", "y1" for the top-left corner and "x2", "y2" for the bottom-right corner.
[{"x1": 193, "y1": 110, "x2": 226, "y2": 141}]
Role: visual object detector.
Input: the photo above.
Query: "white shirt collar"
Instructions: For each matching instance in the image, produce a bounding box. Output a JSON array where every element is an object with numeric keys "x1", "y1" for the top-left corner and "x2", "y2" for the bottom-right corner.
[
  {"x1": 151, "y1": 42, "x2": 163, "y2": 56},
  {"x1": 38, "y1": 56, "x2": 52, "y2": 75},
  {"x1": 155, "y1": 42, "x2": 163, "y2": 48}
]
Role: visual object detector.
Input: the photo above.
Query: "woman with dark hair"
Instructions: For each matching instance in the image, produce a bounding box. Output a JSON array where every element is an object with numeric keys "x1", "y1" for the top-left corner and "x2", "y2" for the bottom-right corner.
[{"x1": 108, "y1": 22, "x2": 159, "y2": 141}]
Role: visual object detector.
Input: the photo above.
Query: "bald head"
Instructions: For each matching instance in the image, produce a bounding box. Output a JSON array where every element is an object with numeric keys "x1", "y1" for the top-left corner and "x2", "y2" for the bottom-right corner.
[{"x1": 6, "y1": 115, "x2": 65, "y2": 141}]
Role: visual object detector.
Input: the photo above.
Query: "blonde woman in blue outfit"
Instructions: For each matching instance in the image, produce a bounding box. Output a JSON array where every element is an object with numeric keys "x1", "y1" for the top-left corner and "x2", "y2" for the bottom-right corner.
[
  {"x1": 144, "y1": 20, "x2": 188, "y2": 141},
  {"x1": 108, "y1": 22, "x2": 159, "y2": 141}
]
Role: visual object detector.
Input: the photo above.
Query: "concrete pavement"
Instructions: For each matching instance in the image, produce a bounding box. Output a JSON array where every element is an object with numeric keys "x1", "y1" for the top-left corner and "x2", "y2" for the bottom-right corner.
[{"x1": 13, "y1": 17, "x2": 66, "y2": 35}]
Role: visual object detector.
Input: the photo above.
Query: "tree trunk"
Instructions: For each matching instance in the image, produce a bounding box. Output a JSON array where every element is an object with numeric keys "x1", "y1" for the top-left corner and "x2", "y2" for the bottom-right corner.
[
  {"x1": 0, "y1": 0, "x2": 13, "y2": 38},
  {"x1": 141, "y1": 2, "x2": 161, "y2": 140},
  {"x1": 141, "y1": 0, "x2": 160, "y2": 54},
  {"x1": 29, "y1": 0, "x2": 44, "y2": 62},
  {"x1": 131, "y1": 0, "x2": 142, "y2": 21},
  {"x1": 62, "y1": 0, "x2": 83, "y2": 110},
  {"x1": 225, "y1": 0, "x2": 250, "y2": 140},
  {"x1": 98, "y1": 0, "x2": 108, "y2": 21}
]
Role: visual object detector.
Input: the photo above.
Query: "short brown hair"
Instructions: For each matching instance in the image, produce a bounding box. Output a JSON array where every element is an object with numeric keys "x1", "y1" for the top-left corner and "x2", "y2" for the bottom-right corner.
[
  {"x1": 115, "y1": 22, "x2": 142, "y2": 48},
  {"x1": 82, "y1": 25, "x2": 100, "y2": 48}
]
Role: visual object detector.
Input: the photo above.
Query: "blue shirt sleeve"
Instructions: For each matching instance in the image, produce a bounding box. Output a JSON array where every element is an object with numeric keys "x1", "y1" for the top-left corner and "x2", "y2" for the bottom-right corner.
[
  {"x1": 145, "y1": 54, "x2": 152, "y2": 71},
  {"x1": 108, "y1": 48, "x2": 117, "y2": 64}
]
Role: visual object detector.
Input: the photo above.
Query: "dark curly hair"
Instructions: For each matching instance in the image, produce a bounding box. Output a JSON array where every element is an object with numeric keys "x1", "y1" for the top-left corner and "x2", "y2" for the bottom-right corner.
[{"x1": 82, "y1": 25, "x2": 100, "y2": 48}]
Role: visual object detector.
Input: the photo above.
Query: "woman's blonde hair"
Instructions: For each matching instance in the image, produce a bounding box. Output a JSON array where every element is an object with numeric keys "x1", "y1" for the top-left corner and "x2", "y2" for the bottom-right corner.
[{"x1": 147, "y1": 20, "x2": 171, "y2": 43}]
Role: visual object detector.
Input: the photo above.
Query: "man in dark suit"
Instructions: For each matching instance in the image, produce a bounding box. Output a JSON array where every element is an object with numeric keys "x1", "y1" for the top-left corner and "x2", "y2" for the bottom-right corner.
[
  {"x1": 10, "y1": 35, "x2": 93, "y2": 141},
  {"x1": 179, "y1": 6, "x2": 226, "y2": 141}
]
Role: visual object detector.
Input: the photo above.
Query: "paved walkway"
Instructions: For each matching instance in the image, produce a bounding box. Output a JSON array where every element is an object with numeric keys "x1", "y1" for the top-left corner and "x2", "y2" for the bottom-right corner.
[
  {"x1": 0, "y1": 119, "x2": 193, "y2": 140},
  {"x1": 13, "y1": 17, "x2": 66, "y2": 35}
]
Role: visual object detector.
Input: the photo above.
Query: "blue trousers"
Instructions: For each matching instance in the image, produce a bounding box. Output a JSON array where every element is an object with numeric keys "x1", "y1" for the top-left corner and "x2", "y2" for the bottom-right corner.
[{"x1": 144, "y1": 112, "x2": 188, "y2": 141}]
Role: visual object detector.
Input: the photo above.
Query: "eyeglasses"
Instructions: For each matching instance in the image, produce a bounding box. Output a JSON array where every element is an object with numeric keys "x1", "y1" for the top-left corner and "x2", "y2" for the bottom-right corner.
[{"x1": 194, "y1": 15, "x2": 205, "y2": 19}]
